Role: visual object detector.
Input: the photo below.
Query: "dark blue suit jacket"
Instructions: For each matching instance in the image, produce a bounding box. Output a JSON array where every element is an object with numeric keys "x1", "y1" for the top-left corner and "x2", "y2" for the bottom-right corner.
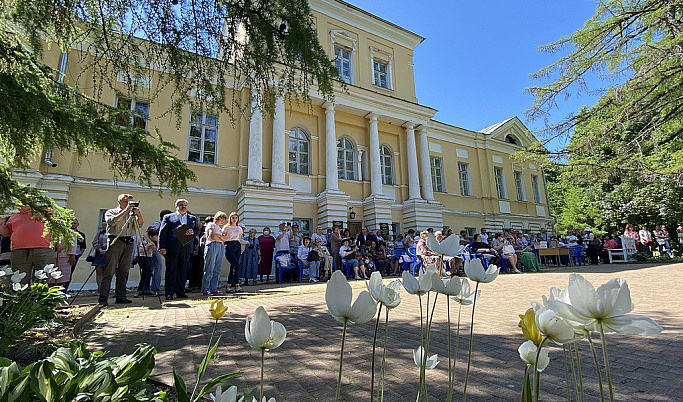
[{"x1": 159, "y1": 213, "x2": 199, "y2": 254}]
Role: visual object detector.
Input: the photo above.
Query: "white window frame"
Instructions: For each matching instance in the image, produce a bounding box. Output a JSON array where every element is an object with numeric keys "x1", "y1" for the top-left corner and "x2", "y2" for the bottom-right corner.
[
  {"x1": 331, "y1": 30, "x2": 356, "y2": 85},
  {"x1": 288, "y1": 127, "x2": 310, "y2": 175},
  {"x1": 334, "y1": 45, "x2": 354, "y2": 84},
  {"x1": 514, "y1": 171, "x2": 526, "y2": 201},
  {"x1": 370, "y1": 47, "x2": 393, "y2": 90},
  {"x1": 115, "y1": 95, "x2": 149, "y2": 130},
  {"x1": 494, "y1": 167, "x2": 507, "y2": 199},
  {"x1": 187, "y1": 111, "x2": 218, "y2": 165},
  {"x1": 532, "y1": 175, "x2": 542, "y2": 203},
  {"x1": 430, "y1": 156, "x2": 445, "y2": 193},
  {"x1": 337, "y1": 137, "x2": 356, "y2": 180},
  {"x1": 458, "y1": 162, "x2": 471, "y2": 196},
  {"x1": 292, "y1": 218, "x2": 312, "y2": 237},
  {"x1": 380, "y1": 145, "x2": 395, "y2": 185}
]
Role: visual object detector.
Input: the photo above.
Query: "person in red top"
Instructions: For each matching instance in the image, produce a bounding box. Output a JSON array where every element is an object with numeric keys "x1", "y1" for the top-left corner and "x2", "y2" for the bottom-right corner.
[
  {"x1": 601, "y1": 234, "x2": 619, "y2": 264},
  {"x1": 0, "y1": 205, "x2": 52, "y2": 284}
]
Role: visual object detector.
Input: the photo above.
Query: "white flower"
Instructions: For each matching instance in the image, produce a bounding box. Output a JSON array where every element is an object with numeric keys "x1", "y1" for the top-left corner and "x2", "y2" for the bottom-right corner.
[
  {"x1": 245, "y1": 306, "x2": 286, "y2": 351},
  {"x1": 426, "y1": 233, "x2": 465, "y2": 256},
  {"x1": 251, "y1": 397, "x2": 276, "y2": 402},
  {"x1": 34, "y1": 270, "x2": 48, "y2": 280},
  {"x1": 13, "y1": 283, "x2": 28, "y2": 292},
  {"x1": 325, "y1": 270, "x2": 377, "y2": 324},
  {"x1": 366, "y1": 272, "x2": 401, "y2": 309},
  {"x1": 432, "y1": 276, "x2": 462, "y2": 296},
  {"x1": 412, "y1": 346, "x2": 439, "y2": 370},
  {"x1": 50, "y1": 271, "x2": 63, "y2": 280},
  {"x1": 518, "y1": 340, "x2": 550, "y2": 372},
  {"x1": 450, "y1": 278, "x2": 479, "y2": 305},
  {"x1": 401, "y1": 266, "x2": 436, "y2": 296},
  {"x1": 10, "y1": 272, "x2": 26, "y2": 284},
  {"x1": 464, "y1": 259, "x2": 499, "y2": 283},
  {"x1": 547, "y1": 274, "x2": 662, "y2": 335},
  {"x1": 0, "y1": 266, "x2": 13, "y2": 277},
  {"x1": 211, "y1": 385, "x2": 238, "y2": 402},
  {"x1": 43, "y1": 264, "x2": 57, "y2": 274},
  {"x1": 536, "y1": 309, "x2": 576, "y2": 345}
]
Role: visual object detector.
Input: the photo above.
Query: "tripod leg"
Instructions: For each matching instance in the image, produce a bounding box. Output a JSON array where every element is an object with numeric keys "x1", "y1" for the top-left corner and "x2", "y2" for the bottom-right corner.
[
  {"x1": 132, "y1": 217, "x2": 163, "y2": 305},
  {"x1": 69, "y1": 265, "x2": 98, "y2": 306}
]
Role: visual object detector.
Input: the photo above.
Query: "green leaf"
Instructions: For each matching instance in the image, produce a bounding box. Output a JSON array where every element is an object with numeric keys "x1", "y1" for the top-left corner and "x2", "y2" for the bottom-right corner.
[
  {"x1": 196, "y1": 371, "x2": 242, "y2": 399},
  {"x1": 113, "y1": 344, "x2": 156, "y2": 386},
  {"x1": 196, "y1": 336, "x2": 221, "y2": 385},
  {"x1": 172, "y1": 369, "x2": 190, "y2": 402},
  {"x1": 29, "y1": 361, "x2": 58, "y2": 402},
  {"x1": 8, "y1": 375, "x2": 31, "y2": 402},
  {"x1": 521, "y1": 366, "x2": 533, "y2": 402}
]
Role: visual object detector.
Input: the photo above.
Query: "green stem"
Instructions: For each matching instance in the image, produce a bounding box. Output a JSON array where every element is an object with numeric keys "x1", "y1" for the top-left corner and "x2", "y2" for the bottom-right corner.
[
  {"x1": 587, "y1": 334, "x2": 605, "y2": 402},
  {"x1": 568, "y1": 342, "x2": 579, "y2": 402},
  {"x1": 417, "y1": 294, "x2": 424, "y2": 402},
  {"x1": 599, "y1": 323, "x2": 615, "y2": 402},
  {"x1": 371, "y1": 304, "x2": 383, "y2": 402},
  {"x1": 446, "y1": 297, "x2": 453, "y2": 402},
  {"x1": 422, "y1": 292, "x2": 438, "y2": 402},
  {"x1": 533, "y1": 337, "x2": 548, "y2": 402},
  {"x1": 335, "y1": 319, "x2": 348, "y2": 402},
  {"x1": 260, "y1": 348, "x2": 265, "y2": 402},
  {"x1": 574, "y1": 342, "x2": 584, "y2": 402},
  {"x1": 522, "y1": 366, "x2": 531, "y2": 401},
  {"x1": 191, "y1": 318, "x2": 217, "y2": 400},
  {"x1": 462, "y1": 281, "x2": 480, "y2": 402},
  {"x1": 380, "y1": 308, "x2": 389, "y2": 402},
  {"x1": 562, "y1": 346, "x2": 572, "y2": 402}
]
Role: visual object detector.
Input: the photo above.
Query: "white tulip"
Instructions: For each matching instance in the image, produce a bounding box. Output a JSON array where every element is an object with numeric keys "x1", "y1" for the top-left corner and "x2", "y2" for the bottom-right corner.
[
  {"x1": 0, "y1": 266, "x2": 13, "y2": 277},
  {"x1": 366, "y1": 272, "x2": 402, "y2": 309},
  {"x1": 464, "y1": 259, "x2": 499, "y2": 283},
  {"x1": 50, "y1": 271, "x2": 63, "y2": 280},
  {"x1": 413, "y1": 346, "x2": 439, "y2": 370},
  {"x1": 251, "y1": 397, "x2": 276, "y2": 402},
  {"x1": 43, "y1": 264, "x2": 57, "y2": 274},
  {"x1": 325, "y1": 270, "x2": 377, "y2": 324},
  {"x1": 432, "y1": 275, "x2": 462, "y2": 296},
  {"x1": 34, "y1": 270, "x2": 48, "y2": 280},
  {"x1": 518, "y1": 340, "x2": 550, "y2": 372},
  {"x1": 13, "y1": 283, "x2": 28, "y2": 292},
  {"x1": 450, "y1": 278, "x2": 479, "y2": 305},
  {"x1": 401, "y1": 266, "x2": 436, "y2": 296},
  {"x1": 536, "y1": 309, "x2": 576, "y2": 345},
  {"x1": 245, "y1": 306, "x2": 286, "y2": 351},
  {"x1": 211, "y1": 385, "x2": 238, "y2": 402},
  {"x1": 547, "y1": 274, "x2": 662, "y2": 335},
  {"x1": 10, "y1": 271, "x2": 26, "y2": 284},
  {"x1": 426, "y1": 233, "x2": 465, "y2": 256}
]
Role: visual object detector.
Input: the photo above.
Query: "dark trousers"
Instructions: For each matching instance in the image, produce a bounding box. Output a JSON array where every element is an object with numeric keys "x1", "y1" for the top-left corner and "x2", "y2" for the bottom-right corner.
[
  {"x1": 165, "y1": 252, "x2": 191, "y2": 297},
  {"x1": 189, "y1": 252, "x2": 204, "y2": 289},
  {"x1": 99, "y1": 241, "x2": 132, "y2": 302},
  {"x1": 225, "y1": 241, "x2": 241, "y2": 287},
  {"x1": 137, "y1": 257, "x2": 153, "y2": 292}
]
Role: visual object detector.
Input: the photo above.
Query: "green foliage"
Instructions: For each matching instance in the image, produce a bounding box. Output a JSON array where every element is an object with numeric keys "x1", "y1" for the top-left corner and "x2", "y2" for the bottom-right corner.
[
  {"x1": 0, "y1": 341, "x2": 166, "y2": 401},
  {"x1": 0, "y1": 282, "x2": 67, "y2": 356}
]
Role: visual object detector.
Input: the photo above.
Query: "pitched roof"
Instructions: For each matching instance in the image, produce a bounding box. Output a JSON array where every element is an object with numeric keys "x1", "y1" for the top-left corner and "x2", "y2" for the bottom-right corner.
[{"x1": 480, "y1": 117, "x2": 515, "y2": 134}]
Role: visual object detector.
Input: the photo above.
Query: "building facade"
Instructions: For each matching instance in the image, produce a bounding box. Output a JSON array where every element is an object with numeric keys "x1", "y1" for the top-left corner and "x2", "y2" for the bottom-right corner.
[{"x1": 16, "y1": 0, "x2": 553, "y2": 254}]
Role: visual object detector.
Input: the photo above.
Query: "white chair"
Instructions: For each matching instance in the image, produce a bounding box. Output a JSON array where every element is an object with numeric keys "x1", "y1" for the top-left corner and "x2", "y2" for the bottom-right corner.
[{"x1": 608, "y1": 235, "x2": 637, "y2": 263}]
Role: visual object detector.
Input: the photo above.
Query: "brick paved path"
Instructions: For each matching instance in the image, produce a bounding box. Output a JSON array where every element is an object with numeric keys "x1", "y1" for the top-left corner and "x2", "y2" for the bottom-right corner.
[{"x1": 81, "y1": 263, "x2": 683, "y2": 401}]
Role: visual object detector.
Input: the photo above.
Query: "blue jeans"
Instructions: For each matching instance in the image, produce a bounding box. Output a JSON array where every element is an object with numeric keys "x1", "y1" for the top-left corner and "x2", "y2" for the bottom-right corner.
[
  {"x1": 202, "y1": 241, "x2": 224, "y2": 293},
  {"x1": 151, "y1": 251, "x2": 163, "y2": 294}
]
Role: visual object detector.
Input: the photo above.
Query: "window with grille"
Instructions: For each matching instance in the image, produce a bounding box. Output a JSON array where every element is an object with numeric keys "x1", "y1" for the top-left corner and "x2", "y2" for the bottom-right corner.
[
  {"x1": 532, "y1": 175, "x2": 542, "y2": 203},
  {"x1": 115, "y1": 96, "x2": 149, "y2": 130},
  {"x1": 334, "y1": 46, "x2": 353, "y2": 84},
  {"x1": 458, "y1": 162, "x2": 471, "y2": 196},
  {"x1": 337, "y1": 137, "x2": 356, "y2": 180},
  {"x1": 514, "y1": 171, "x2": 526, "y2": 201},
  {"x1": 494, "y1": 167, "x2": 507, "y2": 199},
  {"x1": 380, "y1": 145, "x2": 394, "y2": 185},
  {"x1": 373, "y1": 60, "x2": 389, "y2": 88},
  {"x1": 430, "y1": 157, "x2": 445, "y2": 192},
  {"x1": 288, "y1": 128, "x2": 309, "y2": 174},
  {"x1": 188, "y1": 112, "x2": 218, "y2": 164}
]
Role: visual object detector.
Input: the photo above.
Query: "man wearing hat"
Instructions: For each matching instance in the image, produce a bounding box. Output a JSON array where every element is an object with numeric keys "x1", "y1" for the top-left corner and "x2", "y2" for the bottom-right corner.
[
  {"x1": 289, "y1": 223, "x2": 303, "y2": 257},
  {"x1": 274, "y1": 221, "x2": 291, "y2": 254}
]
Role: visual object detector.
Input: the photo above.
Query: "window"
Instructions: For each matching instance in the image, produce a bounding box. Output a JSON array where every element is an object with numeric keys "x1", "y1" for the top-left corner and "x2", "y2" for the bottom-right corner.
[
  {"x1": 430, "y1": 157, "x2": 445, "y2": 192},
  {"x1": 288, "y1": 127, "x2": 309, "y2": 174},
  {"x1": 505, "y1": 135, "x2": 520, "y2": 145},
  {"x1": 466, "y1": 227, "x2": 477, "y2": 238},
  {"x1": 494, "y1": 167, "x2": 507, "y2": 199},
  {"x1": 373, "y1": 59, "x2": 389, "y2": 88},
  {"x1": 380, "y1": 145, "x2": 394, "y2": 185},
  {"x1": 334, "y1": 46, "x2": 353, "y2": 84},
  {"x1": 391, "y1": 222, "x2": 400, "y2": 238},
  {"x1": 458, "y1": 162, "x2": 471, "y2": 196},
  {"x1": 188, "y1": 112, "x2": 218, "y2": 164},
  {"x1": 514, "y1": 171, "x2": 526, "y2": 201},
  {"x1": 292, "y1": 218, "x2": 311, "y2": 237},
  {"x1": 532, "y1": 175, "x2": 542, "y2": 203},
  {"x1": 337, "y1": 137, "x2": 356, "y2": 180},
  {"x1": 115, "y1": 96, "x2": 149, "y2": 129}
]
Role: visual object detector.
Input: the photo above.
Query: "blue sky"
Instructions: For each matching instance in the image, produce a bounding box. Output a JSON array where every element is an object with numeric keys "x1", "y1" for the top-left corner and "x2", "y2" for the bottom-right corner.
[{"x1": 347, "y1": 0, "x2": 601, "y2": 150}]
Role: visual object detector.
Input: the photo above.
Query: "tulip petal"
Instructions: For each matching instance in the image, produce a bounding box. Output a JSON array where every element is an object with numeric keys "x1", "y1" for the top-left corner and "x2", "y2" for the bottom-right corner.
[
  {"x1": 595, "y1": 278, "x2": 633, "y2": 318},
  {"x1": 367, "y1": 271, "x2": 383, "y2": 302},
  {"x1": 482, "y1": 265, "x2": 499, "y2": 283},
  {"x1": 250, "y1": 307, "x2": 272, "y2": 348},
  {"x1": 464, "y1": 259, "x2": 485, "y2": 282},
  {"x1": 439, "y1": 234, "x2": 461, "y2": 257},
  {"x1": 431, "y1": 275, "x2": 446, "y2": 294},
  {"x1": 568, "y1": 274, "x2": 598, "y2": 318},
  {"x1": 401, "y1": 270, "x2": 419, "y2": 294},
  {"x1": 425, "y1": 353, "x2": 439, "y2": 369},
  {"x1": 326, "y1": 271, "x2": 352, "y2": 319},
  {"x1": 600, "y1": 314, "x2": 663, "y2": 335},
  {"x1": 444, "y1": 277, "x2": 462, "y2": 296},
  {"x1": 426, "y1": 233, "x2": 441, "y2": 255},
  {"x1": 245, "y1": 316, "x2": 253, "y2": 346},
  {"x1": 413, "y1": 346, "x2": 423, "y2": 367},
  {"x1": 268, "y1": 321, "x2": 287, "y2": 349},
  {"x1": 348, "y1": 291, "x2": 377, "y2": 324}
]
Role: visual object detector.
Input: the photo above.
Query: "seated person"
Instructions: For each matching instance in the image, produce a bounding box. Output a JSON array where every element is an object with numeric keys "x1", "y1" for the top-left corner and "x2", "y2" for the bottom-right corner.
[
  {"x1": 369, "y1": 240, "x2": 390, "y2": 274},
  {"x1": 492, "y1": 233, "x2": 521, "y2": 273},
  {"x1": 339, "y1": 238, "x2": 366, "y2": 279},
  {"x1": 361, "y1": 240, "x2": 376, "y2": 272},
  {"x1": 416, "y1": 230, "x2": 441, "y2": 273},
  {"x1": 470, "y1": 233, "x2": 498, "y2": 264},
  {"x1": 601, "y1": 234, "x2": 619, "y2": 263},
  {"x1": 298, "y1": 237, "x2": 321, "y2": 283},
  {"x1": 314, "y1": 238, "x2": 333, "y2": 280}
]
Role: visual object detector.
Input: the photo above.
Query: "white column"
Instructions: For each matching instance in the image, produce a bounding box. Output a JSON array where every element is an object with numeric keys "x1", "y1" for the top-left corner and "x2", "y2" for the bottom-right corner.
[
  {"x1": 324, "y1": 103, "x2": 339, "y2": 191},
  {"x1": 367, "y1": 113, "x2": 383, "y2": 196},
  {"x1": 271, "y1": 95, "x2": 286, "y2": 185},
  {"x1": 247, "y1": 91, "x2": 263, "y2": 182},
  {"x1": 418, "y1": 126, "x2": 434, "y2": 201},
  {"x1": 404, "y1": 123, "x2": 421, "y2": 200}
]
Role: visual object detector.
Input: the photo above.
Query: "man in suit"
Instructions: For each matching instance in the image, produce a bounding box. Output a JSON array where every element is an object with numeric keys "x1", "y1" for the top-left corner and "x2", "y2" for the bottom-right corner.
[
  {"x1": 159, "y1": 199, "x2": 198, "y2": 300},
  {"x1": 355, "y1": 226, "x2": 377, "y2": 254}
]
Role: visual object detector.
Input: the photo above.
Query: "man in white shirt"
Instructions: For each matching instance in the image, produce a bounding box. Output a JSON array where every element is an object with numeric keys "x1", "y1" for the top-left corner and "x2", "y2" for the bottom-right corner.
[
  {"x1": 274, "y1": 221, "x2": 290, "y2": 253},
  {"x1": 480, "y1": 228, "x2": 489, "y2": 245}
]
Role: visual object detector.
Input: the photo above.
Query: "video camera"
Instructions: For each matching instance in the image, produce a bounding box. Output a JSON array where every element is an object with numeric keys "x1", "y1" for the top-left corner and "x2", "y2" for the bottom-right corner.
[{"x1": 130, "y1": 201, "x2": 141, "y2": 208}]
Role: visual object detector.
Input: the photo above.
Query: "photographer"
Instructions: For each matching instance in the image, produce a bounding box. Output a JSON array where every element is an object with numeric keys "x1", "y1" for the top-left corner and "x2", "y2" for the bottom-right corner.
[{"x1": 98, "y1": 194, "x2": 143, "y2": 306}]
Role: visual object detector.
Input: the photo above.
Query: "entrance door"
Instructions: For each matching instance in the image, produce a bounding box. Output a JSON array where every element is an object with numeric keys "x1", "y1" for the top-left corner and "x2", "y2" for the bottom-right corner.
[{"x1": 348, "y1": 221, "x2": 362, "y2": 238}]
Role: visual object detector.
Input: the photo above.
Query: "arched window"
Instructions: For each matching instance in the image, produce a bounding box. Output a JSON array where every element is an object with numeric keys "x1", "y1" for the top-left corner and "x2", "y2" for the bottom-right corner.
[
  {"x1": 380, "y1": 145, "x2": 394, "y2": 185},
  {"x1": 505, "y1": 135, "x2": 521, "y2": 146},
  {"x1": 337, "y1": 137, "x2": 355, "y2": 180},
  {"x1": 288, "y1": 127, "x2": 309, "y2": 174}
]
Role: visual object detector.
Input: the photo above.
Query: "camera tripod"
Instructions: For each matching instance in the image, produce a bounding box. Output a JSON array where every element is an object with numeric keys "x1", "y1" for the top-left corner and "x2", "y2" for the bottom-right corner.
[{"x1": 70, "y1": 209, "x2": 163, "y2": 306}]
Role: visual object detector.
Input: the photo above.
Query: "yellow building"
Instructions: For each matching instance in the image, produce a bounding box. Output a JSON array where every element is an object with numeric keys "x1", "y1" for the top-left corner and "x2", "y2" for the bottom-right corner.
[{"x1": 15, "y1": 0, "x2": 552, "y2": 281}]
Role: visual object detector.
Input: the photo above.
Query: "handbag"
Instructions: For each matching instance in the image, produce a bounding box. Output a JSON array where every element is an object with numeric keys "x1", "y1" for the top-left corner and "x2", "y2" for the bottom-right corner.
[{"x1": 85, "y1": 247, "x2": 97, "y2": 262}]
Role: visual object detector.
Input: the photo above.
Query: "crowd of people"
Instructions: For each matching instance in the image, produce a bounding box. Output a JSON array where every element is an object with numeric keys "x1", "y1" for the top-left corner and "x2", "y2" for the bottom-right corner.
[{"x1": 3, "y1": 194, "x2": 681, "y2": 307}]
